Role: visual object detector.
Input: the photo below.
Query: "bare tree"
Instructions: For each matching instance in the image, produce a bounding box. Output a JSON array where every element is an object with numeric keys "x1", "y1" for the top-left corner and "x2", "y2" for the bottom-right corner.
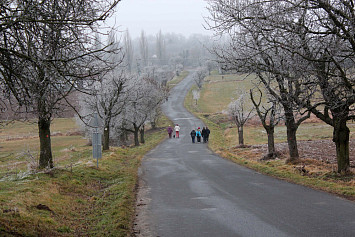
[
  {"x1": 289, "y1": 0, "x2": 355, "y2": 173},
  {"x1": 139, "y1": 30, "x2": 149, "y2": 67},
  {"x1": 209, "y1": 0, "x2": 355, "y2": 172},
  {"x1": 154, "y1": 66, "x2": 175, "y2": 86},
  {"x1": 156, "y1": 30, "x2": 166, "y2": 65},
  {"x1": 147, "y1": 106, "x2": 162, "y2": 130},
  {"x1": 181, "y1": 50, "x2": 189, "y2": 68},
  {"x1": 192, "y1": 89, "x2": 200, "y2": 105},
  {"x1": 124, "y1": 29, "x2": 134, "y2": 72},
  {"x1": 256, "y1": 71, "x2": 311, "y2": 163},
  {"x1": 205, "y1": 60, "x2": 217, "y2": 75},
  {"x1": 194, "y1": 67, "x2": 207, "y2": 90},
  {"x1": 228, "y1": 91, "x2": 254, "y2": 146},
  {"x1": 0, "y1": 84, "x2": 10, "y2": 125},
  {"x1": 206, "y1": 0, "x2": 311, "y2": 163},
  {"x1": 169, "y1": 56, "x2": 184, "y2": 76},
  {"x1": 250, "y1": 87, "x2": 282, "y2": 159},
  {"x1": 120, "y1": 75, "x2": 165, "y2": 146},
  {"x1": 0, "y1": 0, "x2": 120, "y2": 168},
  {"x1": 175, "y1": 63, "x2": 184, "y2": 76},
  {"x1": 81, "y1": 69, "x2": 130, "y2": 150}
]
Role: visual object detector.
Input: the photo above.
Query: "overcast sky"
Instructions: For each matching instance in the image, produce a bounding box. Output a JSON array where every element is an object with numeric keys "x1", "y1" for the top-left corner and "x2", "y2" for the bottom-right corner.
[{"x1": 110, "y1": 0, "x2": 211, "y2": 38}]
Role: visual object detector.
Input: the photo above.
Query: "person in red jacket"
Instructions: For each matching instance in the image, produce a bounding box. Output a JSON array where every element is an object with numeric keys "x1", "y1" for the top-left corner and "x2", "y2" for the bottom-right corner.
[{"x1": 174, "y1": 124, "x2": 180, "y2": 138}]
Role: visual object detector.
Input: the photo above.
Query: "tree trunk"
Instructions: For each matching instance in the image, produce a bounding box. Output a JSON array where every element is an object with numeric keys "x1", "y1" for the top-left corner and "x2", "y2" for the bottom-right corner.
[
  {"x1": 38, "y1": 117, "x2": 53, "y2": 169},
  {"x1": 284, "y1": 109, "x2": 299, "y2": 163},
  {"x1": 140, "y1": 126, "x2": 145, "y2": 144},
  {"x1": 267, "y1": 127, "x2": 276, "y2": 155},
  {"x1": 150, "y1": 121, "x2": 156, "y2": 129},
  {"x1": 333, "y1": 118, "x2": 350, "y2": 173},
  {"x1": 238, "y1": 125, "x2": 244, "y2": 145},
  {"x1": 103, "y1": 125, "x2": 110, "y2": 151},
  {"x1": 119, "y1": 129, "x2": 128, "y2": 146},
  {"x1": 134, "y1": 126, "x2": 140, "y2": 146}
]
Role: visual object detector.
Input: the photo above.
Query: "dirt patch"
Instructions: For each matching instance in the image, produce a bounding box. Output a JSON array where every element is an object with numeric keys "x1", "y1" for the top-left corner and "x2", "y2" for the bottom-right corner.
[
  {"x1": 249, "y1": 139, "x2": 355, "y2": 167},
  {"x1": 132, "y1": 169, "x2": 154, "y2": 237},
  {"x1": 226, "y1": 139, "x2": 355, "y2": 200},
  {"x1": 65, "y1": 130, "x2": 84, "y2": 136}
]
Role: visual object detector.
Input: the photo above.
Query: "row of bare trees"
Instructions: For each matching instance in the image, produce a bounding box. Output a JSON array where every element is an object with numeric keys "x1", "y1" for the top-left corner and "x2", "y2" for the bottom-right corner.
[
  {"x1": 79, "y1": 63, "x2": 168, "y2": 149},
  {"x1": 206, "y1": 0, "x2": 355, "y2": 173},
  {"x1": 227, "y1": 87, "x2": 283, "y2": 160},
  {"x1": 123, "y1": 29, "x2": 216, "y2": 73},
  {"x1": 0, "y1": 0, "x2": 122, "y2": 169},
  {"x1": 0, "y1": 1, "x2": 198, "y2": 170}
]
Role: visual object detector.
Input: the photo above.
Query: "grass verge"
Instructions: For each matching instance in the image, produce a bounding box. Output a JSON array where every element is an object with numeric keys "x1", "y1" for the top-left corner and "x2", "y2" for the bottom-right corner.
[
  {"x1": 185, "y1": 81, "x2": 355, "y2": 201},
  {"x1": 0, "y1": 117, "x2": 170, "y2": 236}
]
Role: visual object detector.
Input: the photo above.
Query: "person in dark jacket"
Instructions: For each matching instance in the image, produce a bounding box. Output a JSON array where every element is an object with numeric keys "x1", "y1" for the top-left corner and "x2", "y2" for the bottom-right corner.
[
  {"x1": 202, "y1": 127, "x2": 207, "y2": 143},
  {"x1": 190, "y1": 129, "x2": 196, "y2": 143},
  {"x1": 205, "y1": 127, "x2": 210, "y2": 142},
  {"x1": 167, "y1": 125, "x2": 173, "y2": 138}
]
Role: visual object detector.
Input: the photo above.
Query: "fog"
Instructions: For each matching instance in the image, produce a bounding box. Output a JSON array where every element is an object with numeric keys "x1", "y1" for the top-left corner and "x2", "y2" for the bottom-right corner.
[{"x1": 110, "y1": 0, "x2": 211, "y2": 38}]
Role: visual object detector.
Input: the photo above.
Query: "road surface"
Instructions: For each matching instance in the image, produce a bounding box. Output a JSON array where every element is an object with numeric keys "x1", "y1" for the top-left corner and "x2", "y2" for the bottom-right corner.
[{"x1": 134, "y1": 72, "x2": 355, "y2": 237}]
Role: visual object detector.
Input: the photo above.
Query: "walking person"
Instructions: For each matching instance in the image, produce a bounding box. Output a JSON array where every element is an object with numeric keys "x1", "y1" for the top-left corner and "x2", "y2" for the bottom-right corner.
[
  {"x1": 196, "y1": 127, "x2": 202, "y2": 143},
  {"x1": 202, "y1": 127, "x2": 207, "y2": 143},
  {"x1": 190, "y1": 129, "x2": 196, "y2": 143},
  {"x1": 167, "y1": 125, "x2": 173, "y2": 138},
  {"x1": 174, "y1": 124, "x2": 180, "y2": 138},
  {"x1": 205, "y1": 126, "x2": 210, "y2": 142}
]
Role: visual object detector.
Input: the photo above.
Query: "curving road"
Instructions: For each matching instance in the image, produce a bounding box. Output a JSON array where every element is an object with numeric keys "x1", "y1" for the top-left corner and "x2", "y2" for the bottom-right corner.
[{"x1": 134, "y1": 72, "x2": 355, "y2": 237}]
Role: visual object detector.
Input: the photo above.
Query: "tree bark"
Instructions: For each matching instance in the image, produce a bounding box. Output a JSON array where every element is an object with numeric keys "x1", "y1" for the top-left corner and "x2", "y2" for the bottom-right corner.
[
  {"x1": 150, "y1": 121, "x2": 156, "y2": 129},
  {"x1": 119, "y1": 130, "x2": 127, "y2": 146},
  {"x1": 284, "y1": 109, "x2": 299, "y2": 163},
  {"x1": 103, "y1": 125, "x2": 110, "y2": 151},
  {"x1": 333, "y1": 118, "x2": 350, "y2": 173},
  {"x1": 238, "y1": 125, "x2": 244, "y2": 145},
  {"x1": 38, "y1": 117, "x2": 53, "y2": 169},
  {"x1": 140, "y1": 126, "x2": 145, "y2": 144},
  {"x1": 134, "y1": 125, "x2": 140, "y2": 146},
  {"x1": 267, "y1": 127, "x2": 275, "y2": 155}
]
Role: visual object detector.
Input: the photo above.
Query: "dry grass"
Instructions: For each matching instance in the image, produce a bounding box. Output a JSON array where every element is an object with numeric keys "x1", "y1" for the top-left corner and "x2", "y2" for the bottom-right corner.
[
  {"x1": 0, "y1": 118, "x2": 79, "y2": 140},
  {"x1": 185, "y1": 73, "x2": 355, "y2": 200},
  {"x1": 0, "y1": 118, "x2": 87, "y2": 178},
  {"x1": 0, "y1": 116, "x2": 170, "y2": 236},
  {"x1": 167, "y1": 71, "x2": 189, "y2": 89},
  {"x1": 200, "y1": 73, "x2": 259, "y2": 113}
]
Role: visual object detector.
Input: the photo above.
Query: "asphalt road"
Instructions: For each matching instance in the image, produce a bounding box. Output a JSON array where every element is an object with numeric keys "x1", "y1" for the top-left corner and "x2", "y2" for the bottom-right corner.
[{"x1": 134, "y1": 72, "x2": 355, "y2": 237}]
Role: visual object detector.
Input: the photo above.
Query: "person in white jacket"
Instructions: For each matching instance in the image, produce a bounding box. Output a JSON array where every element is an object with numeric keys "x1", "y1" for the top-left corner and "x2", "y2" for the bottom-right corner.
[{"x1": 174, "y1": 124, "x2": 180, "y2": 138}]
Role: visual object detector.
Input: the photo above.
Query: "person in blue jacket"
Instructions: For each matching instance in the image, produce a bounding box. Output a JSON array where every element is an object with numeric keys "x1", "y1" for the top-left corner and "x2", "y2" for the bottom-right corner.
[{"x1": 196, "y1": 127, "x2": 202, "y2": 143}]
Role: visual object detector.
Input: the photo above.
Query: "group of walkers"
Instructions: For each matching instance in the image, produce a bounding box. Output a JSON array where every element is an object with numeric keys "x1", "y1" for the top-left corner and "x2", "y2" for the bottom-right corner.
[
  {"x1": 167, "y1": 124, "x2": 210, "y2": 143},
  {"x1": 167, "y1": 124, "x2": 180, "y2": 138},
  {"x1": 190, "y1": 127, "x2": 210, "y2": 143}
]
